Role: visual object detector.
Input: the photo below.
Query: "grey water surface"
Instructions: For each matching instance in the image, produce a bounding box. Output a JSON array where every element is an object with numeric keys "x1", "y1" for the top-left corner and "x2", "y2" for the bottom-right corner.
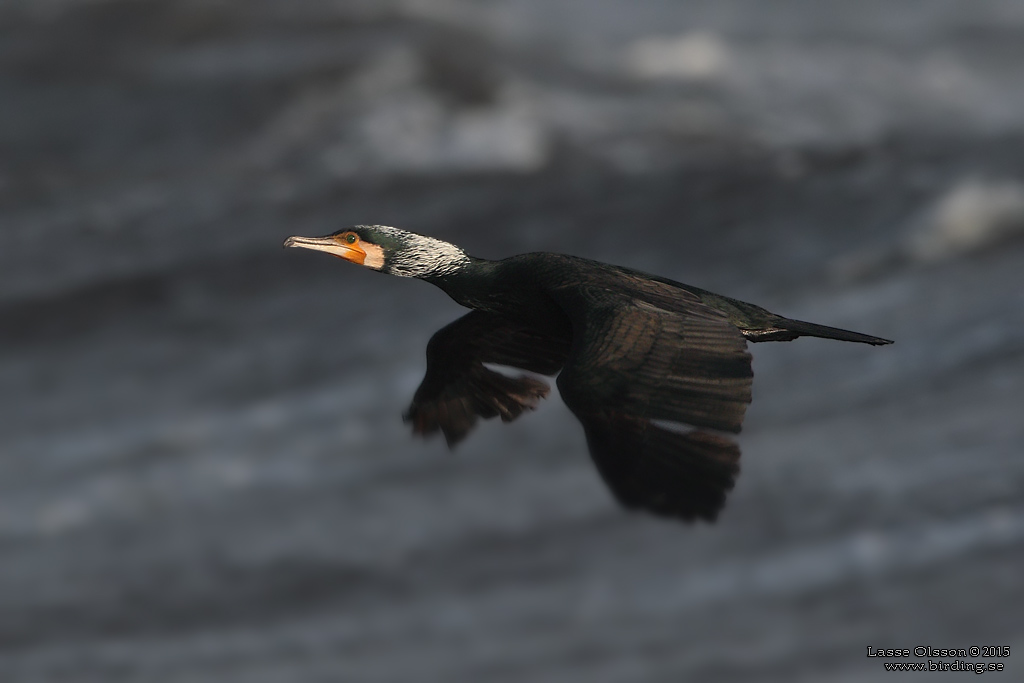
[{"x1": 2, "y1": 1, "x2": 1023, "y2": 681}]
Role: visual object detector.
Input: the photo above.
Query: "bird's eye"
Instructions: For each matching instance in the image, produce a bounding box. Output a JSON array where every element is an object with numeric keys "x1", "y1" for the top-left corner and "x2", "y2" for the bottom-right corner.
[{"x1": 344, "y1": 233, "x2": 357, "y2": 244}]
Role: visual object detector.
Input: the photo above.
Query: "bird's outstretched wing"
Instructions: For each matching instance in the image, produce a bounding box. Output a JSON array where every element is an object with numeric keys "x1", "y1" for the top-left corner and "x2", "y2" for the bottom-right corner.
[
  {"x1": 405, "y1": 310, "x2": 571, "y2": 446},
  {"x1": 552, "y1": 280, "x2": 753, "y2": 521}
]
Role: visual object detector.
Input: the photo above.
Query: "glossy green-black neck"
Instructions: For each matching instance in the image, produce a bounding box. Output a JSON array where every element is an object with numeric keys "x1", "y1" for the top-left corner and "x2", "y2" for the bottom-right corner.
[{"x1": 419, "y1": 256, "x2": 506, "y2": 310}]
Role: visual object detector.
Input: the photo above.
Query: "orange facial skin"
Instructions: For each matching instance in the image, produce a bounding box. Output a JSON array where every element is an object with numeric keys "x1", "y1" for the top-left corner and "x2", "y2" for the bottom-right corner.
[{"x1": 333, "y1": 232, "x2": 366, "y2": 265}]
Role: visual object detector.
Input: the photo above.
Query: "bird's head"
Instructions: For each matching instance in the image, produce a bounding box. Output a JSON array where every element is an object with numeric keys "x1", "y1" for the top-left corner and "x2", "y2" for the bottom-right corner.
[{"x1": 283, "y1": 225, "x2": 469, "y2": 279}]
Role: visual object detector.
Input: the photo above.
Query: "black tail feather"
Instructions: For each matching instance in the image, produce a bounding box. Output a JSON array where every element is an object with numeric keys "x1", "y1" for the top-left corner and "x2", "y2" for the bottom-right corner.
[{"x1": 746, "y1": 318, "x2": 893, "y2": 345}]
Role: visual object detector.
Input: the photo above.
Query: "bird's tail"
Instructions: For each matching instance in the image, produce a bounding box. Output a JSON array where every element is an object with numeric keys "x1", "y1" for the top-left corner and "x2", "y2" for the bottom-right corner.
[{"x1": 774, "y1": 318, "x2": 893, "y2": 346}]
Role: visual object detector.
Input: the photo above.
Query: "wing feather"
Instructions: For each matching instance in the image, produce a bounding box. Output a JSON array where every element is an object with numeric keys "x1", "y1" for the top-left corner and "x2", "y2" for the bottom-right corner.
[
  {"x1": 552, "y1": 279, "x2": 753, "y2": 521},
  {"x1": 404, "y1": 311, "x2": 571, "y2": 446}
]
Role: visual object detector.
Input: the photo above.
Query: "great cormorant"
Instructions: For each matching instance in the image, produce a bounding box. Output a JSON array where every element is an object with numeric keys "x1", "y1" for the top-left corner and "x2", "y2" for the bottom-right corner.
[{"x1": 285, "y1": 225, "x2": 892, "y2": 522}]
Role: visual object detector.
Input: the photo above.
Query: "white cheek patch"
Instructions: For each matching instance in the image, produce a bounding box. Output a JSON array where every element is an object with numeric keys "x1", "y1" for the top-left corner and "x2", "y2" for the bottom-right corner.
[{"x1": 362, "y1": 242, "x2": 386, "y2": 270}]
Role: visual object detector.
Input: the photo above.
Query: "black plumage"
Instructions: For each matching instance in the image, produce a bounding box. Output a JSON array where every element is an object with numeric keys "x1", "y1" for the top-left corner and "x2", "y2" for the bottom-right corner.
[{"x1": 285, "y1": 225, "x2": 892, "y2": 522}]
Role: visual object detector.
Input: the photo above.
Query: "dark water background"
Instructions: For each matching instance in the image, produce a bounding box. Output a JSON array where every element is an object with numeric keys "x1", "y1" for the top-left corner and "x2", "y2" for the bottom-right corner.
[{"x1": 2, "y1": 1, "x2": 1023, "y2": 680}]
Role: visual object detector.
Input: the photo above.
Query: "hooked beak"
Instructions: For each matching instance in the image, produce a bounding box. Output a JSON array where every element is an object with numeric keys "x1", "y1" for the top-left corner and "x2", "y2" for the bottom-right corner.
[{"x1": 283, "y1": 234, "x2": 365, "y2": 264}]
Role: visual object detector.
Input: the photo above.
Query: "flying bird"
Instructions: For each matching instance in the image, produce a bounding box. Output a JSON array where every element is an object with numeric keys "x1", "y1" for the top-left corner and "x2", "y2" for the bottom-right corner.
[{"x1": 285, "y1": 226, "x2": 892, "y2": 522}]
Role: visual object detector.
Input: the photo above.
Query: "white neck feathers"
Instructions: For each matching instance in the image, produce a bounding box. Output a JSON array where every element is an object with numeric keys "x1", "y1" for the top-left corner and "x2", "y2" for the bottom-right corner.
[{"x1": 373, "y1": 227, "x2": 470, "y2": 278}]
